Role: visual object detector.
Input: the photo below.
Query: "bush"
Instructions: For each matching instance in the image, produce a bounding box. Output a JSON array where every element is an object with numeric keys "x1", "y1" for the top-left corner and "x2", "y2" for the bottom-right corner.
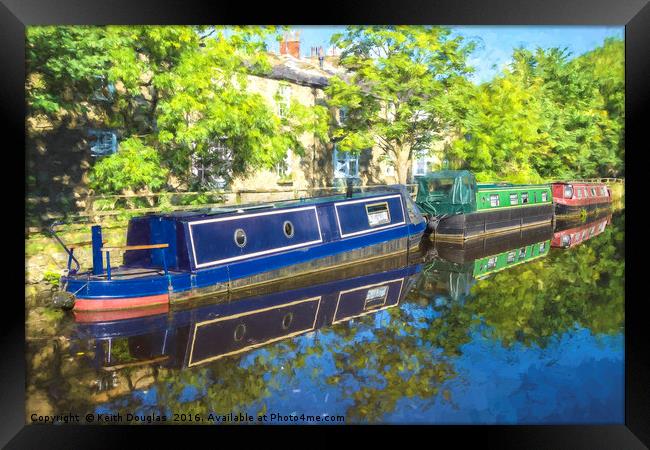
[{"x1": 88, "y1": 137, "x2": 168, "y2": 194}]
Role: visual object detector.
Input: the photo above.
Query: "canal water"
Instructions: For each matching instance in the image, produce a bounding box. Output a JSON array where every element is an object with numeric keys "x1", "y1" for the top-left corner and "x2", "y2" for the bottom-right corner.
[{"x1": 26, "y1": 210, "x2": 624, "y2": 425}]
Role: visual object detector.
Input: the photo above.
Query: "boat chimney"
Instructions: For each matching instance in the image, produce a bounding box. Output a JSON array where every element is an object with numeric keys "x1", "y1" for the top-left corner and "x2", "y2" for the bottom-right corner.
[
  {"x1": 346, "y1": 178, "x2": 353, "y2": 198},
  {"x1": 91, "y1": 225, "x2": 104, "y2": 275}
]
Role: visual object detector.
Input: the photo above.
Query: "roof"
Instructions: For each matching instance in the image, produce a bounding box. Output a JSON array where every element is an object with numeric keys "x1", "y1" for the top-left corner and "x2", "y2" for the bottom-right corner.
[{"x1": 265, "y1": 53, "x2": 347, "y2": 88}]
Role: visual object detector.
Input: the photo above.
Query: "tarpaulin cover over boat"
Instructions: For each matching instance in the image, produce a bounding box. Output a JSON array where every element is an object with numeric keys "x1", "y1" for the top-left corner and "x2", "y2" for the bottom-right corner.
[{"x1": 415, "y1": 170, "x2": 477, "y2": 216}]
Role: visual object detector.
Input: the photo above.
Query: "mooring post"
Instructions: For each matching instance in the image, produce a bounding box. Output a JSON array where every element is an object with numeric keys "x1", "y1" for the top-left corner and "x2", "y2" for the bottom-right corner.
[{"x1": 91, "y1": 225, "x2": 104, "y2": 275}]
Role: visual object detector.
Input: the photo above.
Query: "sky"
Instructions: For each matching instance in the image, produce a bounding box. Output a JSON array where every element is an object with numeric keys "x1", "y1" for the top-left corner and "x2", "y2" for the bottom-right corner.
[{"x1": 267, "y1": 26, "x2": 624, "y2": 84}]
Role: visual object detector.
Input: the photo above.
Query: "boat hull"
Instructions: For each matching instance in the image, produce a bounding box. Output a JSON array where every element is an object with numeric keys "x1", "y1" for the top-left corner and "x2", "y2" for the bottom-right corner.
[
  {"x1": 554, "y1": 201, "x2": 612, "y2": 217},
  {"x1": 430, "y1": 203, "x2": 554, "y2": 241}
]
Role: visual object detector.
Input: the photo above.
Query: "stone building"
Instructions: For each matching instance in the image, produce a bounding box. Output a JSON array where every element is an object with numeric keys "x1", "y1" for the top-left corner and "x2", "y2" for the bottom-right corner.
[{"x1": 227, "y1": 32, "x2": 444, "y2": 191}]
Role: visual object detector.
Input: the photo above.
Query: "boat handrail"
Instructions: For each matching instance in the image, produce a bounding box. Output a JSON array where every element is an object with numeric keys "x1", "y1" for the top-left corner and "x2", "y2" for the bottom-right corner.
[
  {"x1": 68, "y1": 240, "x2": 106, "y2": 249},
  {"x1": 101, "y1": 243, "x2": 169, "y2": 252},
  {"x1": 101, "y1": 243, "x2": 170, "y2": 281},
  {"x1": 49, "y1": 221, "x2": 81, "y2": 274}
]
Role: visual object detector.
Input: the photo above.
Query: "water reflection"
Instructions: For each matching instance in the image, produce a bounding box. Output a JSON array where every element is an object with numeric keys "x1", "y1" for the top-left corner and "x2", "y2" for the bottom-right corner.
[{"x1": 26, "y1": 209, "x2": 624, "y2": 424}]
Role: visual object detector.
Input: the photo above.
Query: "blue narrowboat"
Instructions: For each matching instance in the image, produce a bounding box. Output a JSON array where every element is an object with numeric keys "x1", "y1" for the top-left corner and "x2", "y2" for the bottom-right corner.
[
  {"x1": 71, "y1": 257, "x2": 422, "y2": 368},
  {"x1": 54, "y1": 186, "x2": 426, "y2": 312}
]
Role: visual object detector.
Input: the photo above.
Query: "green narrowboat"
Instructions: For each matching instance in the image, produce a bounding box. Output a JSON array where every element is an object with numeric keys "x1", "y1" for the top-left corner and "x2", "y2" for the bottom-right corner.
[
  {"x1": 417, "y1": 225, "x2": 552, "y2": 303},
  {"x1": 415, "y1": 170, "x2": 554, "y2": 240}
]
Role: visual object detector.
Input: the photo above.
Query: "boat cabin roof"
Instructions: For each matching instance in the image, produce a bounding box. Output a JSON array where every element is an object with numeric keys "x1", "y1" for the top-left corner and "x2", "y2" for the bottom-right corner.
[
  {"x1": 477, "y1": 182, "x2": 550, "y2": 190},
  {"x1": 140, "y1": 188, "x2": 406, "y2": 223}
]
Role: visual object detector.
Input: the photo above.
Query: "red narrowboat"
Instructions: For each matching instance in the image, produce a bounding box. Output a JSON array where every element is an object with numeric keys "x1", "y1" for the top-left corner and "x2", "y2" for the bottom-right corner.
[
  {"x1": 551, "y1": 213, "x2": 611, "y2": 248},
  {"x1": 551, "y1": 182, "x2": 612, "y2": 216}
]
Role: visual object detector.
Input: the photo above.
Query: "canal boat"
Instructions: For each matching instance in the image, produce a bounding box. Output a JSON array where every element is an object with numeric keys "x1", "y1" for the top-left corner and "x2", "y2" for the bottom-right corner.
[
  {"x1": 417, "y1": 226, "x2": 553, "y2": 303},
  {"x1": 54, "y1": 186, "x2": 426, "y2": 312},
  {"x1": 552, "y1": 181, "x2": 612, "y2": 216},
  {"x1": 552, "y1": 211, "x2": 611, "y2": 248},
  {"x1": 72, "y1": 260, "x2": 422, "y2": 369},
  {"x1": 415, "y1": 170, "x2": 553, "y2": 241}
]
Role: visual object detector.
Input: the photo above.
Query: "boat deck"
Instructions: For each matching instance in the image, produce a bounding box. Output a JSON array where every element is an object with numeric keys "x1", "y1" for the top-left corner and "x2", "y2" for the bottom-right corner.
[{"x1": 87, "y1": 266, "x2": 182, "y2": 280}]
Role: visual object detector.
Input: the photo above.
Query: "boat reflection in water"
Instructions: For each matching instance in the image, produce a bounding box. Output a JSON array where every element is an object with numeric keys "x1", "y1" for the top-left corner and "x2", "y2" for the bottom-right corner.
[
  {"x1": 552, "y1": 209, "x2": 612, "y2": 248},
  {"x1": 417, "y1": 225, "x2": 554, "y2": 303},
  {"x1": 73, "y1": 253, "x2": 422, "y2": 370}
]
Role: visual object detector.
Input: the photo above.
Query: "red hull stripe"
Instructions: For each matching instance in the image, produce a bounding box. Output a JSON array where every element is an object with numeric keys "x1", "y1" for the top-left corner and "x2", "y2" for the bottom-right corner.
[
  {"x1": 73, "y1": 304, "x2": 170, "y2": 323},
  {"x1": 73, "y1": 294, "x2": 169, "y2": 311}
]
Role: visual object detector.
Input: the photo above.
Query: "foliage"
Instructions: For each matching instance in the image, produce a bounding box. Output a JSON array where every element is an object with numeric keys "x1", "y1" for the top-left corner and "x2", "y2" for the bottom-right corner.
[
  {"x1": 88, "y1": 137, "x2": 168, "y2": 193},
  {"x1": 26, "y1": 26, "x2": 113, "y2": 116},
  {"x1": 27, "y1": 25, "x2": 328, "y2": 193},
  {"x1": 448, "y1": 41, "x2": 624, "y2": 182},
  {"x1": 326, "y1": 26, "x2": 475, "y2": 183},
  {"x1": 42, "y1": 270, "x2": 61, "y2": 287}
]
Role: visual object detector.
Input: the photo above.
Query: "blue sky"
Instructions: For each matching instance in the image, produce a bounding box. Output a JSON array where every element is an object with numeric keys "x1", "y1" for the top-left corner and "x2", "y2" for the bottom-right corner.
[{"x1": 268, "y1": 26, "x2": 624, "y2": 84}]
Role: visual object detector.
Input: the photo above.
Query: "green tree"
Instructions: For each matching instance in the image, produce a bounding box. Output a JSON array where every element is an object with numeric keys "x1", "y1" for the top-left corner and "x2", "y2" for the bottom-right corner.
[
  {"x1": 326, "y1": 26, "x2": 475, "y2": 184},
  {"x1": 449, "y1": 40, "x2": 624, "y2": 182},
  {"x1": 26, "y1": 26, "x2": 113, "y2": 117},
  {"x1": 27, "y1": 26, "x2": 329, "y2": 194},
  {"x1": 88, "y1": 136, "x2": 168, "y2": 193}
]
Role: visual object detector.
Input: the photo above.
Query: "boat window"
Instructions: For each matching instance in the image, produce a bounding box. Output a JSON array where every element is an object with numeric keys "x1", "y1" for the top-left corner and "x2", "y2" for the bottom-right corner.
[
  {"x1": 541, "y1": 191, "x2": 548, "y2": 202},
  {"x1": 281, "y1": 312, "x2": 294, "y2": 330},
  {"x1": 591, "y1": 187, "x2": 597, "y2": 196},
  {"x1": 283, "y1": 220, "x2": 295, "y2": 238},
  {"x1": 490, "y1": 194, "x2": 500, "y2": 207},
  {"x1": 487, "y1": 257, "x2": 497, "y2": 269},
  {"x1": 234, "y1": 323, "x2": 246, "y2": 341},
  {"x1": 521, "y1": 193, "x2": 529, "y2": 204},
  {"x1": 364, "y1": 285, "x2": 389, "y2": 310},
  {"x1": 519, "y1": 247, "x2": 526, "y2": 259},
  {"x1": 509, "y1": 193, "x2": 518, "y2": 205},
  {"x1": 507, "y1": 251, "x2": 516, "y2": 263},
  {"x1": 539, "y1": 242, "x2": 546, "y2": 252},
  {"x1": 234, "y1": 228, "x2": 247, "y2": 248},
  {"x1": 427, "y1": 178, "x2": 454, "y2": 195},
  {"x1": 366, "y1": 202, "x2": 391, "y2": 227},
  {"x1": 577, "y1": 189, "x2": 583, "y2": 199}
]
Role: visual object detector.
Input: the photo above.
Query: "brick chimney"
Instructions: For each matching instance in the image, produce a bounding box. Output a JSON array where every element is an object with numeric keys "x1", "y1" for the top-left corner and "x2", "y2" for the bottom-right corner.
[{"x1": 280, "y1": 31, "x2": 300, "y2": 58}]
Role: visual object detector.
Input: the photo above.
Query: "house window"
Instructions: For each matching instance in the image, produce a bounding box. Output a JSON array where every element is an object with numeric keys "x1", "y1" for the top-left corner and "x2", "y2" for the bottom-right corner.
[
  {"x1": 490, "y1": 194, "x2": 500, "y2": 207},
  {"x1": 191, "y1": 137, "x2": 232, "y2": 189},
  {"x1": 275, "y1": 149, "x2": 293, "y2": 178},
  {"x1": 333, "y1": 144, "x2": 359, "y2": 179},
  {"x1": 509, "y1": 193, "x2": 518, "y2": 205},
  {"x1": 277, "y1": 84, "x2": 291, "y2": 118},
  {"x1": 88, "y1": 130, "x2": 117, "y2": 157},
  {"x1": 521, "y1": 193, "x2": 529, "y2": 204},
  {"x1": 414, "y1": 158, "x2": 428, "y2": 177},
  {"x1": 338, "y1": 107, "x2": 348, "y2": 124}
]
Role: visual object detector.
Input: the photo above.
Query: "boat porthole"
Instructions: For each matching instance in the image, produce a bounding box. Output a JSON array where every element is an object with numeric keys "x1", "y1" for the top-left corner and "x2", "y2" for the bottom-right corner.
[
  {"x1": 281, "y1": 312, "x2": 293, "y2": 330},
  {"x1": 283, "y1": 221, "x2": 295, "y2": 238},
  {"x1": 234, "y1": 323, "x2": 246, "y2": 341},
  {"x1": 234, "y1": 229, "x2": 247, "y2": 248}
]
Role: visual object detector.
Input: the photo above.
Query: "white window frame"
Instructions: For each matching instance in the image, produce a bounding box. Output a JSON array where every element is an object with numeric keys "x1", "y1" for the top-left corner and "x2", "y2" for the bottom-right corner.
[{"x1": 333, "y1": 144, "x2": 360, "y2": 179}]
